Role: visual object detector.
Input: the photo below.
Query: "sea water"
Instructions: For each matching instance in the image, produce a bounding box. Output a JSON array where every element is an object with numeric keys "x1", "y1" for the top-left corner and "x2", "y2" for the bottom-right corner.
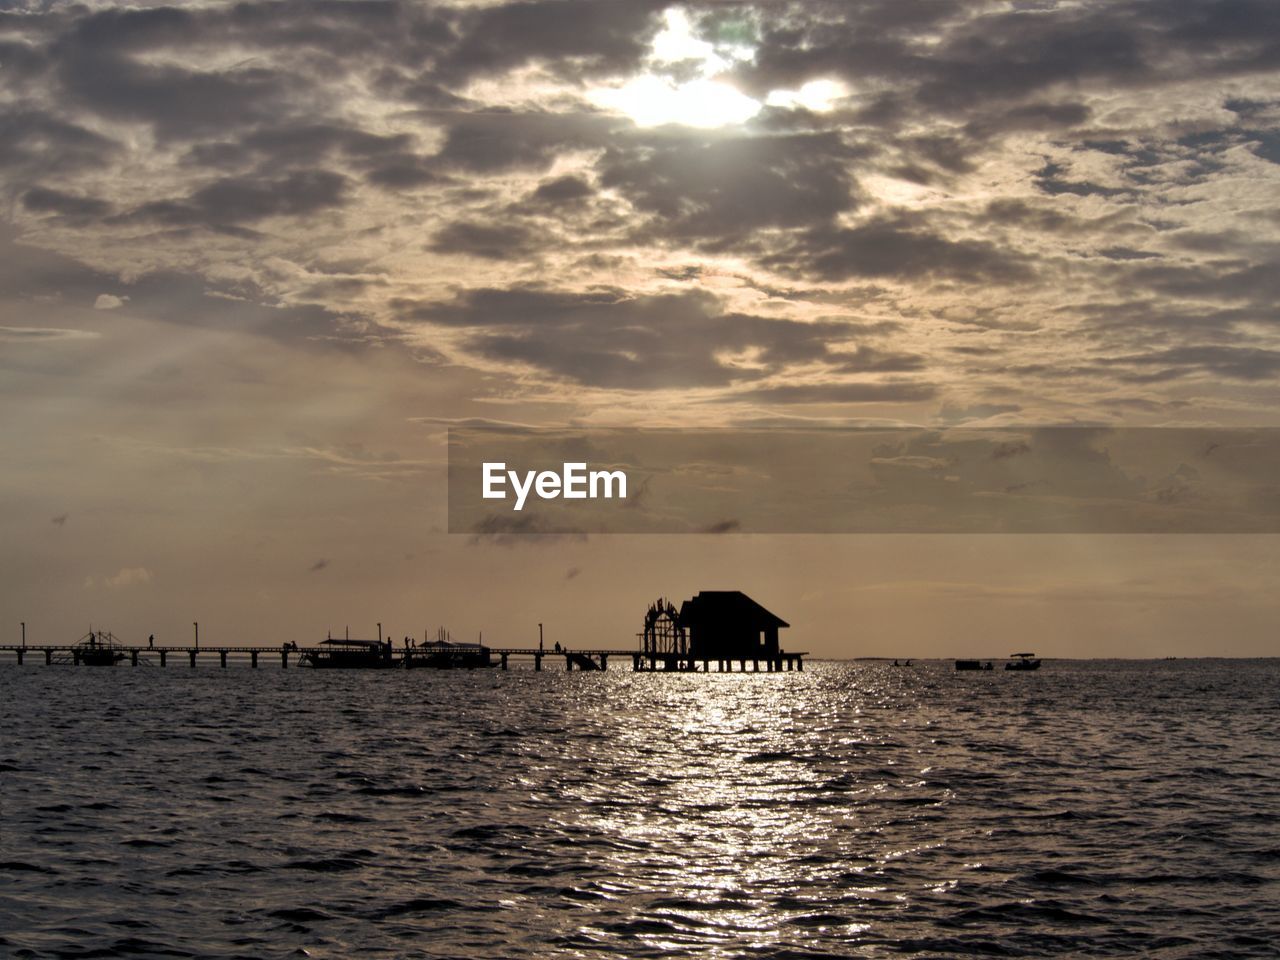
[{"x1": 1, "y1": 659, "x2": 1277, "y2": 958}]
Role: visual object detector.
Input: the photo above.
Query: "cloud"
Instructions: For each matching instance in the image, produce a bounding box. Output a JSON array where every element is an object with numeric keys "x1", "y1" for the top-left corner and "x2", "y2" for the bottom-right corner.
[
  {"x1": 599, "y1": 131, "x2": 860, "y2": 244},
  {"x1": 700, "y1": 519, "x2": 741, "y2": 534},
  {"x1": 0, "y1": 325, "x2": 100, "y2": 342},
  {"x1": 1101, "y1": 346, "x2": 1280, "y2": 382},
  {"x1": 530, "y1": 175, "x2": 594, "y2": 204},
  {"x1": 309, "y1": 558, "x2": 329, "y2": 572},
  {"x1": 95, "y1": 567, "x2": 153, "y2": 589},
  {"x1": 405, "y1": 287, "x2": 908, "y2": 390},
  {"x1": 118, "y1": 170, "x2": 349, "y2": 229},
  {"x1": 94, "y1": 294, "x2": 128, "y2": 310},
  {"x1": 438, "y1": 0, "x2": 665, "y2": 83},
  {"x1": 734, "y1": 382, "x2": 938, "y2": 405},
  {"x1": 23, "y1": 187, "x2": 113, "y2": 221},
  {"x1": 51, "y1": 514, "x2": 68, "y2": 527},
  {"x1": 765, "y1": 217, "x2": 1035, "y2": 284},
  {"x1": 429, "y1": 220, "x2": 542, "y2": 261},
  {"x1": 0, "y1": 109, "x2": 120, "y2": 175},
  {"x1": 432, "y1": 110, "x2": 619, "y2": 173},
  {"x1": 3, "y1": 0, "x2": 1280, "y2": 430}
]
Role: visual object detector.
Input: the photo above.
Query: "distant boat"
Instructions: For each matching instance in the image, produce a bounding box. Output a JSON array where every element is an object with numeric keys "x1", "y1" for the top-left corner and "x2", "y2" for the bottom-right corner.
[
  {"x1": 405, "y1": 640, "x2": 493, "y2": 670},
  {"x1": 955, "y1": 659, "x2": 993, "y2": 671},
  {"x1": 75, "y1": 631, "x2": 126, "y2": 666},
  {"x1": 301, "y1": 638, "x2": 398, "y2": 669},
  {"x1": 1005, "y1": 652, "x2": 1042, "y2": 671}
]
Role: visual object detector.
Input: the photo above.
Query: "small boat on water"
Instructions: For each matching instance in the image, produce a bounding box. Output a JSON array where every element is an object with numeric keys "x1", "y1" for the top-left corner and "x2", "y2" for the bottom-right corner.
[
  {"x1": 955, "y1": 659, "x2": 994, "y2": 671},
  {"x1": 301, "y1": 638, "x2": 398, "y2": 669},
  {"x1": 1005, "y1": 652, "x2": 1042, "y2": 671},
  {"x1": 75, "y1": 630, "x2": 126, "y2": 666}
]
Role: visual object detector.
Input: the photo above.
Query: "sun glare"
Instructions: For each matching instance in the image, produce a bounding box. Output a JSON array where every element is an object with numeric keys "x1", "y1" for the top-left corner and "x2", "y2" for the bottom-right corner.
[
  {"x1": 591, "y1": 8, "x2": 848, "y2": 130},
  {"x1": 590, "y1": 7, "x2": 759, "y2": 129},
  {"x1": 592, "y1": 74, "x2": 761, "y2": 129},
  {"x1": 765, "y1": 78, "x2": 849, "y2": 113}
]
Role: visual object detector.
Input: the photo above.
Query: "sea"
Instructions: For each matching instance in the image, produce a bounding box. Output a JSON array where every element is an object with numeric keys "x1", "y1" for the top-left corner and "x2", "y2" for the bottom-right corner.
[{"x1": 1, "y1": 659, "x2": 1277, "y2": 959}]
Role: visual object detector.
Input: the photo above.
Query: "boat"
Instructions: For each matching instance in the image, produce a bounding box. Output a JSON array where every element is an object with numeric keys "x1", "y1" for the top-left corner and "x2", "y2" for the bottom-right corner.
[
  {"x1": 955, "y1": 659, "x2": 994, "y2": 671},
  {"x1": 75, "y1": 630, "x2": 126, "y2": 666},
  {"x1": 1005, "y1": 652, "x2": 1042, "y2": 671},
  {"x1": 300, "y1": 638, "x2": 399, "y2": 669},
  {"x1": 404, "y1": 639, "x2": 493, "y2": 669}
]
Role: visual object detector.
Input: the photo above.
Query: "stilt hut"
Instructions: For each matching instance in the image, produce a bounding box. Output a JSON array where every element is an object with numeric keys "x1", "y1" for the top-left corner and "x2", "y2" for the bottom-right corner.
[{"x1": 678, "y1": 591, "x2": 789, "y2": 661}]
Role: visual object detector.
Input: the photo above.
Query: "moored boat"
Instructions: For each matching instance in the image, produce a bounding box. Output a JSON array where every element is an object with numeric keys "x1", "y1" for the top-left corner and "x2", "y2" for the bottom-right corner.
[
  {"x1": 75, "y1": 630, "x2": 126, "y2": 666},
  {"x1": 301, "y1": 638, "x2": 399, "y2": 668},
  {"x1": 404, "y1": 639, "x2": 493, "y2": 669},
  {"x1": 1005, "y1": 652, "x2": 1042, "y2": 671}
]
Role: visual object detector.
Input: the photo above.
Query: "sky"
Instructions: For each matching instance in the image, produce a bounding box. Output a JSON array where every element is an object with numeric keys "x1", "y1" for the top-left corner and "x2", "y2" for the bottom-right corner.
[{"x1": 2, "y1": 0, "x2": 1279, "y2": 657}]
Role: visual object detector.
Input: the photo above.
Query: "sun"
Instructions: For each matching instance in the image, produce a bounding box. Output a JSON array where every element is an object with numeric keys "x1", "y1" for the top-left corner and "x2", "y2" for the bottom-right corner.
[{"x1": 589, "y1": 8, "x2": 848, "y2": 130}]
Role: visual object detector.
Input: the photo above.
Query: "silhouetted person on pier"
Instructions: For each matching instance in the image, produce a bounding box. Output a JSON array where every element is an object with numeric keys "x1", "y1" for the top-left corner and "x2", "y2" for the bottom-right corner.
[
  {"x1": 149, "y1": 634, "x2": 154, "y2": 648},
  {"x1": 554, "y1": 641, "x2": 561, "y2": 653}
]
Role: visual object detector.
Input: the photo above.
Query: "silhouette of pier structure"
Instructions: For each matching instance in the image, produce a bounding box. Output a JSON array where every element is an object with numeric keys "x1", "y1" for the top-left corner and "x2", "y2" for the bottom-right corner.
[
  {"x1": 3, "y1": 594, "x2": 806, "y2": 672},
  {"x1": 639, "y1": 591, "x2": 802, "y2": 672}
]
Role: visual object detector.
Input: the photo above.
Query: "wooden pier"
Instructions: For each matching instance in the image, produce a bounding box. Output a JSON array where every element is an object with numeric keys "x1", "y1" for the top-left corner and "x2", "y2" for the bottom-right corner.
[{"x1": 0, "y1": 644, "x2": 804, "y2": 672}]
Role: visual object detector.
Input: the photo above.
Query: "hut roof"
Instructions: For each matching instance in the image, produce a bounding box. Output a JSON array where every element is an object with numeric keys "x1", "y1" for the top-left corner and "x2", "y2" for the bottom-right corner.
[{"x1": 678, "y1": 591, "x2": 789, "y2": 628}]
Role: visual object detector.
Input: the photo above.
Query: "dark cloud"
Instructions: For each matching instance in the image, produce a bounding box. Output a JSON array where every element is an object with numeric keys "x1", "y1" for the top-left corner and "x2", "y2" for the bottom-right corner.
[
  {"x1": 55, "y1": 45, "x2": 292, "y2": 142},
  {"x1": 432, "y1": 110, "x2": 617, "y2": 173},
  {"x1": 1034, "y1": 161, "x2": 1131, "y2": 199},
  {"x1": 599, "y1": 131, "x2": 860, "y2": 244},
  {"x1": 309, "y1": 558, "x2": 330, "y2": 572},
  {"x1": 363, "y1": 156, "x2": 446, "y2": 189},
  {"x1": 1132, "y1": 262, "x2": 1280, "y2": 305},
  {"x1": 734, "y1": 382, "x2": 938, "y2": 404},
  {"x1": 119, "y1": 170, "x2": 349, "y2": 229},
  {"x1": 827, "y1": 347, "x2": 926, "y2": 374},
  {"x1": 22, "y1": 187, "x2": 112, "y2": 221},
  {"x1": 700, "y1": 519, "x2": 741, "y2": 534},
  {"x1": 184, "y1": 124, "x2": 416, "y2": 172},
  {"x1": 439, "y1": 0, "x2": 664, "y2": 83},
  {"x1": 0, "y1": 226, "x2": 360, "y2": 347},
  {"x1": 429, "y1": 220, "x2": 541, "y2": 260},
  {"x1": 531, "y1": 175, "x2": 594, "y2": 204},
  {"x1": 403, "y1": 287, "x2": 897, "y2": 390},
  {"x1": 0, "y1": 109, "x2": 120, "y2": 175},
  {"x1": 766, "y1": 217, "x2": 1034, "y2": 284},
  {"x1": 1102, "y1": 346, "x2": 1280, "y2": 382}
]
